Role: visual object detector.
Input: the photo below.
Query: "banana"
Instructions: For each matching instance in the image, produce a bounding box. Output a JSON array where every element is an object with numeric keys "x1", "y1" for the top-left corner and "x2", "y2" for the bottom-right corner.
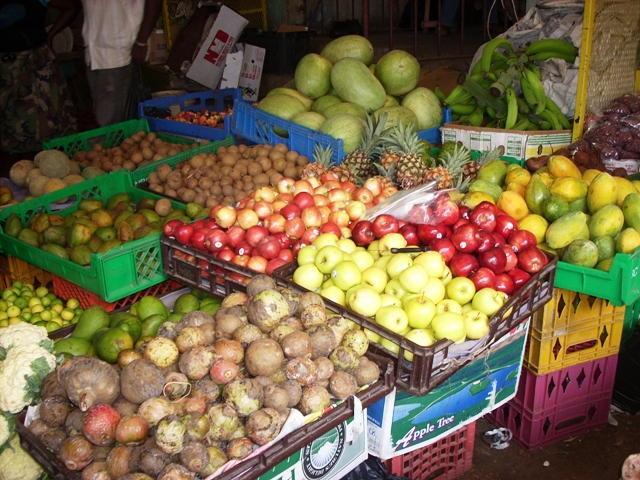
[
  {"x1": 445, "y1": 85, "x2": 473, "y2": 106},
  {"x1": 505, "y1": 88, "x2": 518, "y2": 129},
  {"x1": 486, "y1": 106, "x2": 497, "y2": 119},
  {"x1": 434, "y1": 87, "x2": 446, "y2": 102},
  {"x1": 468, "y1": 108, "x2": 484, "y2": 126},
  {"x1": 450, "y1": 102, "x2": 477, "y2": 115},
  {"x1": 544, "y1": 97, "x2": 571, "y2": 129},
  {"x1": 520, "y1": 74, "x2": 539, "y2": 109},
  {"x1": 523, "y1": 68, "x2": 546, "y2": 115},
  {"x1": 525, "y1": 38, "x2": 577, "y2": 57},
  {"x1": 530, "y1": 50, "x2": 577, "y2": 63},
  {"x1": 463, "y1": 78, "x2": 507, "y2": 116},
  {"x1": 513, "y1": 117, "x2": 531, "y2": 130},
  {"x1": 539, "y1": 109, "x2": 562, "y2": 130},
  {"x1": 480, "y1": 37, "x2": 513, "y2": 73},
  {"x1": 516, "y1": 97, "x2": 530, "y2": 114}
]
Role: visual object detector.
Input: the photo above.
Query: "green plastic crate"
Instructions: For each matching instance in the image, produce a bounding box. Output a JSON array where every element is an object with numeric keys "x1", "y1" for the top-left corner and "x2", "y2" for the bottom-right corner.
[
  {"x1": 130, "y1": 136, "x2": 234, "y2": 186},
  {"x1": 0, "y1": 170, "x2": 184, "y2": 302}
]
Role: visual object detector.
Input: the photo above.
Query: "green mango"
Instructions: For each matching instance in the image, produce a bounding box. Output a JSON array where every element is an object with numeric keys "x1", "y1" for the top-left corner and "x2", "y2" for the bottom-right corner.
[
  {"x1": 54, "y1": 337, "x2": 93, "y2": 357},
  {"x1": 107, "y1": 193, "x2": 131, "y2": 210},
  {"x1": 139, "y1": 209, "x2": 161, "y2": 224},
  {"x1": 477, "y1": 160, "x2": 508, "y2": 185},
  {"x1": 622, "y1": 193, "x2": 640, "y2": 232},
  {"x1": 468, "y1": 179, "x2": 503, "y2": 201},
  {"x1": 43, "y1": 225, "x2": 67, "y2": 246},
  {"x1": 542, "y1": 196, "x2": 570, "y2": 222},
  {"x1": 524, "y1": 177, "x2": 550, "y2": 215},
  {"x1": 30, "y1": 213, "x2": 50, "y2": 233},
  {"x1": 112, "y1": 316, "x2": 142, "y2": 342},
  {"x1": 18, "y1": 228, "x2": 39, "y2": 247},
  {"x1": 68, "y1": 222, "x2": 94, "y2": 247},
  {"x1": 72, "y1": 306, "x2": 110, "y2": 340},
  {"x1": 140, "y1": 314, "x2": 166, "y2": 338},
  {"x1": 186, "y1": 203, "x2": 203, "y2": 219},
  {"x1": 79, "y1": 199, "x2": 103, "y2": 212}
]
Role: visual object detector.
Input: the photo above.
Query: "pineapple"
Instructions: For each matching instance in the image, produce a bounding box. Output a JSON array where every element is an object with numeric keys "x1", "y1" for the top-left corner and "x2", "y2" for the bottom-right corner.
[
  {"x1": 371, "y1": 163, "x2": 398, "y2": 190},
  {"x1": 302, "y1": 145, "x2": 356, "y2": 182},
  {"x1": 423, "y1": 142, "x2": 472, "y2": 190},
  {"x1": 342, "y1": 114, "x2": 388, "y2": 182},
  {"x1": 463, "y1": 145, "x2": 505, "y2": 179},
  {"x1": 382, "y1": 122, "x2": 429, "y2": 190}
]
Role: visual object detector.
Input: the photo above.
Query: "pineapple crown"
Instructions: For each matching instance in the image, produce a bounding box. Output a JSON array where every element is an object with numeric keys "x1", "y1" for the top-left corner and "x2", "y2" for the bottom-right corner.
[
  {"x1": 381, "y1": 121, "x2": 425, "y2": 157},
  {"x1": 438, "y1": 143, "x2": 473, "y2": 191},
  {"x1": 356, "y1": 113, "x2": 391, "y2": 158},
  {"x1": 374, "y1": 162, "x2": 396, "y2": 180},
  {"x1": 312, "y1": 144, "x2": 335, "y2": 167},
  {"x1": 475, "y1": 145, "x2": 505, "y2": 166}
]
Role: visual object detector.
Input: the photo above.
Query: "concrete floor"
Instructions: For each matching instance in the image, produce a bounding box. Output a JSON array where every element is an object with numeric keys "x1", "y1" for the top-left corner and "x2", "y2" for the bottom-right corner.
[{"x1": 462, "y1": 414, "x2": 640, "y2": 480}]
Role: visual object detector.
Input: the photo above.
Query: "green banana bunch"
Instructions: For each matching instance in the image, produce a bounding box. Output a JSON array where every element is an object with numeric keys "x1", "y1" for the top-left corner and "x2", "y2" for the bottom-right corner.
[
  {"x1": 526, "y1": 38, "x2": 578, "y2": 63},
  {"x1": 505, "y1": 88, "x2": 518, "y2": 129},
  {"x1": 479, "y1": 37, "x2": 513, "y2": 73}
]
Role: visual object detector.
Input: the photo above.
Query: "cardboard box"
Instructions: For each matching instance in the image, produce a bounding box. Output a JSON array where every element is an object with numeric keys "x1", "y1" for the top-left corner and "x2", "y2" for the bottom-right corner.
[
  {"x1": 367, "y1": 320, "x2": 529, "y2": 460},
  {"x1": 259, "y1": 399, "x2": 368, "y2": 480},
  {"x1": 441, "y1": 124, "x2": 572, "y2": 161},
  {"x1": 220, "y1": 44, "x2": 265, "y2": 101},
  {"x1": 186, "y1": 6, "x2": 248, "y2": 89}
]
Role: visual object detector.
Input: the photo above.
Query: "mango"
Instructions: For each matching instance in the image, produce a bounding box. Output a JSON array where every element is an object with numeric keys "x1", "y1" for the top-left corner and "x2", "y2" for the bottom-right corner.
[
  {"x1": 90, "y1": 209, "x2": 114, "y2": 228},
  {"x1": 477, "y1": 160, "x2": 508, "y2": 185},
  {"x1": 468, "y1": 179, "x2": 503, "y2": 201},
  {"x1": 613, "y1": 177, "x2": 636, "y2": 206},
  {"x1": 18, "y1": 228, "x2": 39, "y2": 247},
  {"x1": 70, "y1": 245, "x2": 92, "y2": 266},
  {"x1": 525, "y1": 176, "x2": 550, "y2": 215},
  {"x1": 594, "y1": 236, "x2": 615, "y2": 261},
  {"x1": 633, "y1": 180, "x2": 640, "y2": 192},
  {"x1": 587, "y1": 172, "x2": 617, "y2": 213},
  {"x1": 616, "y1": 228, "x2": 640, "y2": 254},
  {"x1": 107, "y1": 193, "x2": 131, "y2": 210},
  {"x1": 505, "y1": 167, "x2": 531, "y2": 187},
  {"x1": 548, "y1": 155, "x2": 582, "y2": 178},
  {"x1": 42, "y1": 243, "x2": 69, "y2": 260},
  {"x1": 545, "y1": 212, "x2": 588, "y2": 249},
  {"x1": 589, "y1": 205, "x2": 624, "y2": 238},
  {"x1": 519, "y1": 214, "x2": 548, "y2": 244},
  {"x1": 42, "y1": 225, "x2": 66, "y2": 246},
  {"x1": 497, "y1": 191, "x2": 529, "y2": 220},
  {"x1": 550, "y1": 177, "x2": 588, "y2": 202},
  {"x1": 622, "y1": 193, "x2": 640, "y2": 232},
  {"x1": 582, "y1": 169, "x2": 602, "y2": 185},
  {"x1": 54, "y1": 337, "x2": 93, "y2": 356},
  {"x1": 72, "y1": 306, "x2": 110, "y2": 340},
  {"x1": 79, "y1": 199, "x2": 103, "y2": 212},
  {"x1": 506, "y1": 182, "x2": 526, "y2": 197},
  {"x1": 533, "y1": 171, "x2": 554, "y2": 188},
  {"x1": 462, "y1": 192, "x2": 495, "y2": 208},
  {"x1": 68, "y1": 222, "x2": 93, "y2": 247},
  {"x1": 562, "y1": 239, "x2": 599, "y2": 267}
]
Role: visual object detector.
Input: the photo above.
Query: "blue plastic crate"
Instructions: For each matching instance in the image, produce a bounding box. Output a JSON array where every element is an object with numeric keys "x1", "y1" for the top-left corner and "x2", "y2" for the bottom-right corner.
[{"x1": 138, "y1": 89, "x2": 241, "y2": 141}]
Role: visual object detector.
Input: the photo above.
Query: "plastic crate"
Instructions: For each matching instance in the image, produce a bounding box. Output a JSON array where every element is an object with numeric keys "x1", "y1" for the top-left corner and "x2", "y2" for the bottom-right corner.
[
  {"x1": 385, "y1": 422, "x2": 476, "y2": 480},
  {"x1": 165, "y1": 237, "x2": 557, "y2": 395},
  {"x1": 516, "y1": 354, "x2": 618, "y2": 415},
  {"x1": 525, "y1": 289, "x2": 625, "y2": 374},
  {"x1": 0, "y1": 170, "x2": 185, "y2": 302},
  {"x1": 138, "y1": 88, "x2": 241, "y2": 140},
  {"x1": 623, "y1": 298, "x2": 640, "y2": 342},
  {"x1": 553, "y1": 249, "x2": 640, "y2": 306},
  {"x1": 488, "y1": 391, "x2": 612, "y2": 449},
  {"x1": 0, "y1": 256, "x2": 52, "y2": 290}
]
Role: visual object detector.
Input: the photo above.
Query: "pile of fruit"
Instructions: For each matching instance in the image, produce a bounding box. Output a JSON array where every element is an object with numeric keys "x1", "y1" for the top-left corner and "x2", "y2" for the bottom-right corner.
[
  {"x1": 72, "y1": 132, "x2": 197, "y2": 173},
  {"x1": 257, "y1": 35, "x2": 442, "y2": 153},
  {"x1": 445, "y1": 38, "x2": 577, "y2": 130},
  {"x1": 464, "y1": 154, "x2": 640, "y2": 269},
  {"x1": 4, "y1": 194, "x2": 201, "y2": 265},
  {"x1": 0, "y1": 282, "x2": 81, "y2": 332},
  {"x1": 31, "y1": 275, "x2": 380, "y2": 478},
  {"x1": 169, "y1": 109, "x2": 231, "y2": 127},
  {"x1": 146, "y1": 144, "x2": 308, "y2": 207},
  {"x1": 54, "y1": 290, "x2": 220, "y2": 362},
  {"x1": 0, "y1": 185, "x2": 14, "y2": 207}
]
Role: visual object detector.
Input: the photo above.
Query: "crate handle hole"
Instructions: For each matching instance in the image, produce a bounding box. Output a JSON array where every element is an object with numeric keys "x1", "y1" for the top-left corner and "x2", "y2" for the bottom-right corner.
[
  {"x1": 566, "y1": 340, "x2": 597, "y2": 354},
  {"x1": 555, "y1": 415, "x2": 586, "y2": 431}
]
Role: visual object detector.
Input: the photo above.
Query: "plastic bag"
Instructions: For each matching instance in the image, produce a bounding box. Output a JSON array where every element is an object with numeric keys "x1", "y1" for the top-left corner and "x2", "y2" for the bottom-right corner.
[
  {"x1": 342, "y1": 457, "x2": 409, "y2": 480},
  {"x1": 366, "y1": 183, "x2": 458, "y2": 225}
]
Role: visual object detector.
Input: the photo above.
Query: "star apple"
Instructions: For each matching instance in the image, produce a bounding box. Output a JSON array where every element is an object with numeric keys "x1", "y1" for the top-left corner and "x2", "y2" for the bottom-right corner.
[
  {"x1": 351, "y1": 250, "x2": 375, "y2": 271},
  {"x1": 436, "y1": 299, "x2": 463, "y2": 314},
  {"x1": 372, "y1": 214, "x2": 400, "y2": 237},
  {"x1": 463, "y1": 310, "x2": 490, "y2": 339},
  {"x1": 479, "y1": 247, "x2": 507, "y2": 273},
  {"x1": 320, "y1": 285, "x2": 346, "y2": 306},
  {"x1": 470, "y1": 267, "x2": 496, "y2": 290},
  {"x1": 314, "y1": 245, "x2": 344, "y2": 274},
  {"x1": 445, "y1": 277, "x2": 476, "y2": 305},
  {"x1": 398, "y1": 265, "x2": 429, "y2": 293},
  {"x1": 404, "y1": 297, "x2": 436, "y2": 329},
  {"x1": 348, "y1": 285, "x2": 382, "y2": 317},
  {"x1": 378, "y1": 233, "x2": 408, "y2": 255},
  {"x1": 374, "y1": 255, "x2": 392, "y2": 270},
  {"x1": 430, "y1": 238, "x2": 456, "y2": 263},
  {"x1": 404, "y1": 329, "x2": 436, "y2": 360},
  {"x1": 361, "y1": 266, "x2": 388, "y2": 293},
  {"x1": 414, "y1": 251, "x2": 446, "y2": 277},
  {"x1": 451, "y1": 224, "x2": 479, "y2": 253},
  {"x1": 431, "y1": 313, "x2": 466, "y2": 343},
  {"x1": 493, "y1": 273, "x2": 515, "y2": 294},
  {"x1": 384, "y1": 279, "x2": 408, "y2": 299},
  {"x1": 380, "y1": 293, "x2": 402, "y2": 307},
  {"x1": 449, "y1": 253, "x2": 479, "y2": 277},
  {"x1": 293, "y1": 264, "x2": 324, "y2": 291},
  {"x1": 419, "y1": 278, "x2": 446, "y2": 304},
  {"x1": 331, "y1": 261, "x2": 362, "y2": 291},
  {"x1": 313, "y1": 233, "x2": 339, "y2": 249},
  {"x1": 375, "y1": 306, "x2": 409, "y2": 333},
  {"x1": 472, "y1": 288, "x2": 507, "y2": 316},
  {"x1": 297, "y1": 245, "x2": 317, "y2": 265},
  {"x1": 386, "y1": 253, "x2": 413, "y2": 278}
]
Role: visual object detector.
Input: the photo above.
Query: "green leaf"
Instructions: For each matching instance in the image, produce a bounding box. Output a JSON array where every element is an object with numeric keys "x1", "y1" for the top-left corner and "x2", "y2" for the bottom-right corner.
[
  {"x1": 24, "y1": 357, "x2": 53, "y2": 404},
  {"x1": 38, "y1": 339, "x2": 54, "y2": 353}
]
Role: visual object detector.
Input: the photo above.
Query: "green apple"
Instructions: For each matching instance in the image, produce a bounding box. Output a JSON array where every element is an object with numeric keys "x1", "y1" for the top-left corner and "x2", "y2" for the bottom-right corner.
[
  {"x1": 362, "y1": 266, "x2": 388, "y2": 293},
  {"x1": 404, "y1": 328, "x2": 436, "y2": 360},
  {"x1": 463, "y1": 310, "x2": 490, "y2": 339},
  {"x1": 375, "y1": 306, "x2": 409, "y2": 333},
  {"x1": 398, "y1": 264, "x2": 429, "y2": 293},
  {"x1": 337, "y1": 238, "x2": 357, "y2": 254},
  {"x1": 313, "y1": 233, "x2": 339, "y2": 249},
  {"x1": 400, "y1": 325, "x2": 411, "y2": 336},
  {"x1": 380, "y1": 293, "x2": 402, "y2": 308},
  {"x1": 401, "y1": 293, "x2": 421, "y2": 306},
  {"x1": 386, "y1": 253, "x2": 413, "y2": 278},
  {"x1": 446, "y1": 277, "x2": 476, "y2": 305},
  {"x1": 441, "y1": 266, "x2": 453, "y2": 285},
  {"x1": 331, "y1": 261, "x2": 362, "y2": 291},
  {"x1": 374, "y1": 255, "x2": 392, "y2": 269},
  {"x1": 436, "y1": 299, "x2": 463, "y2": 314},
  {"x1": 322, "y1": 278, "x2": 335, "y2": 289},
  {"x1": 384, "y1": 279, "x2": 408, "y2": 299},
  {"x1": 364, "y1": 328, "x2": 381, "y2": 343},
  {"x1": 320, "y1": 285, "x2": 346, "y2": 306},
  {"x1": 414, "y1": 251, "x2": 446, "y2": 277},
  {"x1": 297, "y1": 245, "x2": 317, "y2": 265},
  {"x1": 293, "y1": 264, "x2": 324, "y2": 291},
  {"x1": 461, "y1": 303, "x2": 474, "y2": 313},
  {"x1": 431, "y1": 312, "x2": 466, "y2": 343},
  {"x1": 404, "y1": 296, "x2": 436, "y2": 329},
  {"x1": 348, "y1": 285, "x2": 382, "y2": 317},
  {"x1": 351, "y1": 250, "x2": 375, "y2": 271},
  {"x1": 379, "y1": 233, "x2": 408, "y2": 255},
  {"x1": 368, "y1": 240, "x2": 381, "y2": 259},
  {"x1": 419, "y1": 278, "x2": 446, "y2": 304},
  {"x1": 472, "y1": 288, "x2": 507, "y2": 316},
  {"x1": 315, "y1": 245, "x2": 344, "y2": 274},
  {"x1": 345, "y1": 285, "x2": 361, "y2": 306},
  {"x1": 379, "y1": 337, "x2": 400, "y2": 355}
]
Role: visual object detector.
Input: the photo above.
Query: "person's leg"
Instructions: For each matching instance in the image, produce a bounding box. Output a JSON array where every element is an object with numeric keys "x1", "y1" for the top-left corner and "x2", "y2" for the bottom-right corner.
[{"x1": 86, "y1": 64, "x2": 133, "y2": 126}]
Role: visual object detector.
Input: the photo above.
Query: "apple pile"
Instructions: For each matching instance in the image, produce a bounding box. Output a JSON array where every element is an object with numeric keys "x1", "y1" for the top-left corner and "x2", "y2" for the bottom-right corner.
[
  {"x1": 351, "y1": 197, "x2": 549, "y2": 296},
  {"x1": 291, "y1": 231, "x2": 510, "y2": 354}
]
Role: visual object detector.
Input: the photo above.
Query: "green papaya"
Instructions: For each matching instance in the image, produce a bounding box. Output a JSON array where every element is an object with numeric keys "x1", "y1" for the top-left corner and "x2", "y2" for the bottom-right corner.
[
  {"x1": 622, "y1": 193, "x2": 640, "y2": 232},
  {"x1": 477, "y1": 160, "x2": 508, "y2": 185},
  {"x1": 524, "y1": 177, "x2": 550, "y2": 215},
  {"x1": 589, "y1": 205, "x2": 624, "y2": 238},
  {"x1": 562, "y1": 239, "x2": 598, "y2": 267},
  {"x1": 545, "y1": 212, "x2": 589, "y2": 249},
  {"x1": 468, "y1": 179, "x2": 503, "y2": 201}
]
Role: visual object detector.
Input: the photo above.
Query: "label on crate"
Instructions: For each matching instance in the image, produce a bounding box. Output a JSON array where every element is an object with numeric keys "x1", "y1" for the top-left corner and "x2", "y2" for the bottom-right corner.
[{"x1": 368, "y1": 321, "x2": 528, "y2": 459}]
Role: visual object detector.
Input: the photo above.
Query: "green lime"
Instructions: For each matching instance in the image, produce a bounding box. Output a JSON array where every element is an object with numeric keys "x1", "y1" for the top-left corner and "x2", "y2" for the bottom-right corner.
[
  {"x1": 7, "y1": 306, "x2": 20, "y2": 318},
  {"x1": 12, "y1": 281, "x2": 23, "y2": 289},
  {"x1": 1, "y1": 290, "x2": 12, "y2": 300},
  {"x1": 35, "y1": 286, "x2": 48, "y2": 298},
  {"x1": 0, "y1": 319, "x2": 8, "y2": 328},
  {"x1": 61, "y1": 309, "x2": 75, "y2": 322},
  {"x1": 95, "y1": 328, "x2": 134, "y2": 363},
  {"x1": 28, "y1": 297, "x2": 41, "y2": 308},
  {"x1": 0, "y1": 300, "x2": 7, "y2": 311},
  {"x1": 34, "y1": 321, "x2": 46, "y2": 328},
  {"x1": 21, "y1": 312, "x2": 32, "y2": 321},
  {"x1": 31, "y1": 314, "x2": 42, "y2": 323},
  {"x1": 41, "y1": 297, "x2": 51, "y2": 307},
  {"x1": 40, "y1": 310, "x2": 52, "y2": 321},
  {"x1": 140, "y1": 314, "x2": 166, "y2": 338},
  {"x1": 45, "y1": 321, "x2": 59, "y2": 332},
  {"x1": 0, "y1": 312, "x2": 7, "y2": 321}
]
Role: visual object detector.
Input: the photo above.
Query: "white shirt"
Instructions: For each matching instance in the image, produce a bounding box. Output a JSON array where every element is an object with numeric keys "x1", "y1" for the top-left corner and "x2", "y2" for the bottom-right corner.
[{"x1": 81, "y1": 0, "x2": 145, "y2": 70}]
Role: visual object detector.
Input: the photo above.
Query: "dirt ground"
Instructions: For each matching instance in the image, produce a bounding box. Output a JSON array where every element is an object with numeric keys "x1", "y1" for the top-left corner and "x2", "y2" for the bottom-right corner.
[{"x1": 462, "y1": 413, "x2": 640, "y2": 480}]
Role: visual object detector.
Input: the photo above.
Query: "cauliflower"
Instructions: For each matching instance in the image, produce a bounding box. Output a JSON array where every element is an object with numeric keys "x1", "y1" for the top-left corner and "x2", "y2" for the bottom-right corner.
[
  {"x1": 0, "y1": 435, "x2": 42, "y2": 480},
  {"x1": 0, "y1": 413, "x2": 15, "y2": 453},
  {"x1": 0, "y1": 345, "x2": 56, "y2": 413},
  {"x1": 0, "y1": 323, "x2": 52, "y2": 356}
]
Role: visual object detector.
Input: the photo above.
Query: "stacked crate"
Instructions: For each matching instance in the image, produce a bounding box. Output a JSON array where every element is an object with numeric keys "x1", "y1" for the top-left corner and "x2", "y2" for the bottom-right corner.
[{"x1": 489, "y1": 289, "x2": 624, "y2": 448}]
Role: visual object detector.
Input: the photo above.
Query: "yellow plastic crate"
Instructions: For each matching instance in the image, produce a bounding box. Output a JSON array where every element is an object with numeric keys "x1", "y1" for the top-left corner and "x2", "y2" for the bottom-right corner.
[
  {"x1": 525, "y1": 289, "x2": 624, "y2": 374},
  {"x1": 0, "y1": 256, "x2": 52, "y2": 290}
]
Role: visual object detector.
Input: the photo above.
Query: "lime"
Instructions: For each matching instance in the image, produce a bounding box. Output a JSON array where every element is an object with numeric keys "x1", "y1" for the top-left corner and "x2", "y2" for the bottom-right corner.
[
  {"x1": 45, "y1": 293, "x2": 56, "y2": 302},
  {"x1": 7, "y1": 306, "x2": 20, "y2": 318},
  {"x1": 0, "y1": 320, "x2": 7, "y2": 328},
  {"x1": 34, "y1": 321, "x2": 46, "y2": 328},
  {"x1": 41, "y1": 297, "x2": 51, "y2": 307},
  {"x1": 21, "y1": 290, "x2": 33, "y2": 298},
  {"x1": 9, "y1": 317, "x2": 21, "y2": 325},
  {"x1": 31, "y1": 314, "x2": 41, "y2": 323},
  {"x1": 6, "y1": 294, "x2": 16, "y2": 303},
  {"x1": 13, "y1": 281, "x2": 23, "y2": 289},
  {"x1": 0, "y1": 300, "x2": 7, "y2": 311},
  {"x1": 21, "y1": 312, "x2": 32, "y2": 321},
  {"x1": 40, "y1": 310, "x2": 52, "y2": 321},
  {"x1": 13, "y1": 297, "x2": 27, "y2": 309},
  {"x1": 35, "y1": 286, "x2": 48, "y2": 298},
  {"x1": 61, "y1": 309, "x2": 75, "y2": 322},
  {"x1": 23, "y1": 283, "x2": 34, "y2": 290},
  {"x1": 51, "y1": 299, "x2": 63, "y2": 307},
  {"x1": 67, "y1": 299, "x2": 80, "y2": 310},
  {"x1": 50, "y1": 317, "x2": 63, "y2": 326},
  {"x1": 28, "y1": 297, "x2": 41, "y2": 308},
  {"x1": 1, "y1": 290, "x2": 12, "y2": 300},
  {"x1": 45, "y1": 321, "x2": 59, "y2": 332},
  {"x1": 52, "y1": 304, "x2": 63, "y2": 314},
  {"x1": 0, "y1": 312, "x2": 6, "y2": 321},
  {"x1": 95, "y1": 328, "x2": 134, "y2": 363},
  {"x1": 31, "y1": 304, "x2": 44, "y2": 314}
]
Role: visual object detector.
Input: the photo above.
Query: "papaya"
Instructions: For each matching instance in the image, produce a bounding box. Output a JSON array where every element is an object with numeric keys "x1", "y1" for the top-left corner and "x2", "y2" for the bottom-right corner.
[
  {"x1": 548, "y1": 155, "x2": 581, "y2": 178},
  {"x1": 533, "y1": 171, "x2": 554, "y2": 188},
  {"x1": 506, "y1": 182, "x2": 526, "y2": 197},
  {"x1": 4, "y1": 215, "x2": 22, "y2": 237},
  {"x1": 616, "y1": 228, "x2": 640, "y2": 254},
  {"x1": 589, "y1": 205, "x2": 624, "y2": 238},
  {"x1": 582, "y1": 169, "x2": 602, "y2": 185},
  {"x1": 569, "y1": 197, "x2": 588, "y2": 213},
  {"x1": 542, "y1": 196, "x2": 570, "y2": 222},
  {"x1": 550, "y1": 177, "x2": 588, "y2": 202},
  {"x1": 477, "y1": 160, "x2": 508, "y2": 185},
  {"x1": 594, "y1": 236, "x2": 615, "y2": 261},
  {"x1": 587, "y1": 172, "x2": 617, "y2": 213},
  {"x1": 562, "y1": 239, "x2": 598, "y2": 267},
  {"x1": 42, "y1": 243, "x2": 69, "y2": 259},
  {"x1": 622, "y1": 193, "x2": 640, "y2": 232},
  {"x1": 468, "y1": 179, "x2": 503, "y2": 201},
  {"x1": 615, "y1": 177, "x2": 637, "y2": 206},
  {"x1": 505, "y1": 167, "x2": 531, "y2": 187},
  {"x1": 545, "y1": 212, "x2": 589, "y2": 249},
  {"x1": 497, "y1": 191, "x2": 529, "y2": 220},
  {"x1": 524, "y1": 176, "x2": 550, "y2": 215}
]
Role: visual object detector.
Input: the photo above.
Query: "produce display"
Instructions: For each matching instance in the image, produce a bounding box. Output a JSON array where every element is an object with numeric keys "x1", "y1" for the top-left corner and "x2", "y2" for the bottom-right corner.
[
  {"x1": 444, "y1": 38, "x2": 576, "y2": 130},
  {"x1": 72, "y1": 132, "x2": 197, "y2": 173},
  {"x1": 0, "y1": 185, "x2": 14, "y2": 207},
  {"x1": 54, "y1": 290, "x2": 220, "y2": 363},
  {"x1": 28, "y1": 275, "x2": 381, "y2": 478},
  {"x1": 0, "y1": 282, "x2": 81, "y2": 332},
  {"x1": 169, "y1": 109, "x2": 231, "y2": 128},
  {"x1": 145, "y1": 144, "x2": 308, "y2": 207},
  {"x1": 257, "y1": 35, "x2": 443, "y2": 152},
  {"x1": 4, "y1": 194, "x2": 202, "y2": 266}
]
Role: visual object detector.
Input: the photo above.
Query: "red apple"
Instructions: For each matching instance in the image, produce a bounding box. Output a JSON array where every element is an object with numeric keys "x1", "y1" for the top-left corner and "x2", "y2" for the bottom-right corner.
[
  {"x1": 451, "y1": 224, "x2": 479, "y2": 253},
  {"x1": 399, "y1": 224, "x2": 419, "y2": 245},
  {"x1": 264, "y1": 214, "x2": 286, "y2": 234},
  {"x1": 175, "y1": 224, "x2": 193, "y2": 245},
  {"x1": 449, "y1": 253, "x2": 479, "y2": 277},
  {"x1": 301, "y1": 207, "x2": 322, "y2": 228},
  {"x1": 452, "y1": 218, "x2": 470, "y2": 230},
  {"x1": 248, "y1": 256, "x2": 268, "y2": 273},
  {"x1": 351, "y1": 220, "x2": 376, "y2": 246},
  {"x1": 508, "y1": 230, "x2": 537, "y2": 253},
  {"x1": 278, "y1": 248, "x2": 294, "y2": 262},
  {"x1": 301, "y1": 227, "x2": 321, "y2": 245},
  {"x1": 285, "y1": 218, "x2": 306, "y2": 240},
  {"x1": 475, "y1": 201, "x2": 497, "y2": 214},
  {"x1": 280, "y1": 203, "x2": 301, "y2": 220},
  {"x1": 495, "y1": 214, "x2": 518, "y2": 239},
  {"x1": 226, "y1": 226, "x2": 246, "y2": 248},
  {"x1": 494, "y1": 273, "x2": 515, "y2": 295},
  {"x1": 502, "y1": 245, "x2": 518, "y2": 271},
  {"x1": 353, "y1": 187, "x2": 374, "y2": 204},
  {"x1": 417, "y1": 224, "x2": 449, "y2": 244},
  {"x1": 253, "y1": 201, "x2": 273, "y2": 220},
  {"x1": 319, "y1": 222, "x2": 341, "y2": 237},
  {"x1": 459, "y1": 206, "x2": 471, "y2": 220},
  {"x1": 205, "y1": 229, "x2": 229, "y2": 253},
  {"x1": 246, "y1": 225, "x2": 269, "y2": 247},
  {"x1": 475, "y1": 231, "x2": 495, "y2": 253},
  {"x1": 372, "y1": 214, "x2": 400, "y2": 238},
  {"x1": 491, "y1": 233, "x2": 506, "y2": 248},
  {"x1": 217, "y1": 247, "x2": 235, "y2": 263},
  {"x1": 479, "y1": 247, "x2": 507, "y2": 273},
  {"x1": 272, "y1": 232, "x2": 291, "y2": 249},
  {"x1": 256, "y1": 236, "x2": 281, "y2": 260},
  {"x1": 508, "y1": 268, "x2": 531, "y2": 290},
  {"x1": 313, "y1": 194, "x2": 329, "y2": 207},
  {"x1": 235, "y1": 242, "x2": 252, "y2": 256},
  {"x1": 469, "y1": 207, "x2": 496, "y2": 232},
  {"x1": 431, "y1": 238, "x2": 456, "y2": 262},
  {"x1": 163, "y1": 219, "x2": 183, "y2": 238},
  {"x1": 517, "y1": 247, "x2": 548, "y2": 274},
  {"x1": 189, "y1": 229, "x2": 207, "y2": 251},
  {"x1": 294, "y1": 192, "x2": 315, "y2": 209},
  {"x1": 266, "y1": 258, "x2": 288, "y2": 275},
  {"x1": 432, "y1": 196, "x2": 460, "y2": 225},
  {"x1": 470, "y1": 267, "x2": 496, "y2": 290}
]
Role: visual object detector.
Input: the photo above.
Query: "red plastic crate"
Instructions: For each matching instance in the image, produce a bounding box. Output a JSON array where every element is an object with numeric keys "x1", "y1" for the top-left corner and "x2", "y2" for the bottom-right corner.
[
  {"x1": 386, "y1": 422, "x2": 476, "y2": 480},
  {"x1": 52, "y1": 275, "x2": 181, "y2": 311},
  {"x1": 516, "y1": 355, "x2": 618, "y2": 415},
  {"x1": 488, "y1": 392, "x2": 611, "y2": 449}
]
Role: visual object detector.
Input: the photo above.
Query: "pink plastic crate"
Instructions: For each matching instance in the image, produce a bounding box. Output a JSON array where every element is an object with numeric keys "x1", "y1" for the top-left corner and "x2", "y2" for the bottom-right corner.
[
  {"x1": 488, "y1": 392, "x2": 611, "y2": 448},
  {"x1": 516, "y1": 355, "x2": 618, "y2": 415}
]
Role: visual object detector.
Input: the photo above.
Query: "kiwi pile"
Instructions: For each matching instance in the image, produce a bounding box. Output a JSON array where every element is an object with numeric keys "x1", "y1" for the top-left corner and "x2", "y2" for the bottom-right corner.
[
  {"x1": 73, "y1": 132, "x2": 197, "y2": 173},
  {"x1": 147, "y1": 144, "x2": 309, "y2": 207}
]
